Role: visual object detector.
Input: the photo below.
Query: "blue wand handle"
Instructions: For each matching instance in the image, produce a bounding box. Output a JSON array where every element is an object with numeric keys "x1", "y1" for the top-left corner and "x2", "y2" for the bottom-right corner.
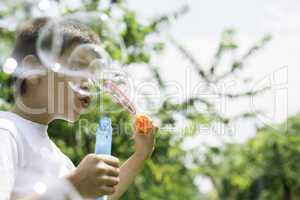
[{"x1": 95, "y1": 117, "x2": 113, "y2": 200}]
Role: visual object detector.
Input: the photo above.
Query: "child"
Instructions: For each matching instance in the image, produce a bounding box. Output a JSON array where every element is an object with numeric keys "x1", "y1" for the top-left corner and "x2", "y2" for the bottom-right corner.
[{"x1": 0, "y1": 17, "x2": 157, "y2": 200}]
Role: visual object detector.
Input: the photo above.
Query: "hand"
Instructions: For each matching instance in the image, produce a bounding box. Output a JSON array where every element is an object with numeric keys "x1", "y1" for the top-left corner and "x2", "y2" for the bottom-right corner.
[
  {"x1": 66, "y1": 154, "x2": 120, "y2": 199},
  {"x1": 134, "y1": 125, "x2": 158, "y2": 160}
]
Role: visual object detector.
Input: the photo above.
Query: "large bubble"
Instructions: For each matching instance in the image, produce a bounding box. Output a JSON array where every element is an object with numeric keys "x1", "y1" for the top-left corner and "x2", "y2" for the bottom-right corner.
[
  {"x1": 1, "y1": 11, "x2": 135, "y2": 114},
  {"x1": 36, "y1": 12, "x2": 129, "y2": 94},
  {"x1": 37, "y1": 12, "x2": 128, "y2": 73},
  {"x1": 37, "y1": 12, "x2": 135, "y2": 114}
]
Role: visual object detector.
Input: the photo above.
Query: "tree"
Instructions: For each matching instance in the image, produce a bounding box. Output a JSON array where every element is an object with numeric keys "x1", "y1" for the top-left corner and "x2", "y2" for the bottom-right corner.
[
  {"x1": 0, "y1": 1, "x2": 201, "y2": 199},
  {"x1": 193, "y1": 115, "x2": 300, "y2": 200},
  {"x1": 0, "y1": 0, "x2": 274, "y2": 199}
]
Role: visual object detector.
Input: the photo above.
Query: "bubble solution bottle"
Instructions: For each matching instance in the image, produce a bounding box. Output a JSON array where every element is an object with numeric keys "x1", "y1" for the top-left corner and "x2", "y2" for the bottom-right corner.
[{"x1": 95, "y1": 117, "x2": 113, "y2": 200}]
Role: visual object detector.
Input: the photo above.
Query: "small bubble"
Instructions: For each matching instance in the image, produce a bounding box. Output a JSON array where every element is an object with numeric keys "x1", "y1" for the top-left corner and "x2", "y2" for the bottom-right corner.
[
  {"x1": 3, "y1": 58, "x2": 17, "y2": 74},
  {"x1": 34, "y1": 182, "x2": 47, "y2": 195},
  {"x1": 101, "y1": 13, "x2": 108, "y2": 21},
  {"x1": 38, "y1": 0, "x2": 50, "y2": 11},
  {"x1": 53, "y1": 63, "x2": 61, "y2": 72}
]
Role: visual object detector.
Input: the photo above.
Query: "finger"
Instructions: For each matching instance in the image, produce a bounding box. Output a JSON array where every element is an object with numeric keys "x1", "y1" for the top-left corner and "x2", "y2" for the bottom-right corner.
[
  {"x1": 99, "y1": 185, "x2": 116, "y2": 195},
  {"x1": 146, "y1": 123, "x2": 158, "y2": 135},
  {"x1": 96, "y1": 155, "x2": 119, "y2": 167},
  {"x1": 98, "y1": 176, "x2": 120, "y2": 186},
  {"x1": 152, "y1": 125, "x2": 159, "y2": 134},
  {"x1": 106, "y1": 165, "x2": 120, "y2": 177},
  {"x1": 97, "y1": 163, "x2": 120, "y2": 177}
]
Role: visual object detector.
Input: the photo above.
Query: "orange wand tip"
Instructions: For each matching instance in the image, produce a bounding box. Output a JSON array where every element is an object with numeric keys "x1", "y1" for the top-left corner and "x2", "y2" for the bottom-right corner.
[{"x1": 135, "y1": 114, "x2": 153, "y2": 134}]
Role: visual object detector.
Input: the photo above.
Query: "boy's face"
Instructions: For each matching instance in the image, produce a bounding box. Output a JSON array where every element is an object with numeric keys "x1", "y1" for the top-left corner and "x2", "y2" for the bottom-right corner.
[
  {"x1": 52, "y1": 43, "x2": 93, "y2": 122},
  {"x1": 22, "y1": 43, "x2": 93, "y2": 122}
]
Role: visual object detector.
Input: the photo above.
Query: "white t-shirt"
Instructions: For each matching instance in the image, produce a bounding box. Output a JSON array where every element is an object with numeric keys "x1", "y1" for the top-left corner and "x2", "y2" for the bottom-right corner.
[{"x1": 0, "y1": 111, "x2": 76, "y2": 200}]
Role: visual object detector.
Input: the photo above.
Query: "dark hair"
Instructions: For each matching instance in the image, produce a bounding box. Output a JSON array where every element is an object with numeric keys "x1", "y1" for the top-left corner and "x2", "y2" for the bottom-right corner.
[{"x1": 12, "y1": 17, "x2": 101, "y2": 95}]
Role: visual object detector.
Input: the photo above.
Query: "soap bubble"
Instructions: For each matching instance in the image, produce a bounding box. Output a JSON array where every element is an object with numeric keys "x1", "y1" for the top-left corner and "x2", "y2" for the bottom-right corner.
[
  {"x1": 65, "y1": 43, "x2": 111, "y2": 78},
  {"x1": 5, "y1": 12, "x2": 134, "y2": 113},
  {"x1": 38, "y1": 0, "x2": 51, "y2": 11},
  {"x1": 11, "y1": 171, "x2": 84, "y2": 200},
  {"x1": 37, "y1": 12, "x2": 128, "y2": 73},
  {"x1": 66, "y1": 43, "x2": 130, "y2": 97},
  {"x1": 103, "y1": 79, "x2": 137, "y2": 115},
  {"x1": 35, "y1": 12, "x2": 130, "y2": 98},
  {"x1": 2, "y1": 57, "x2": 18, "y2": 74},
  {"x1": 2, "y1": 56, "x2": 47, "y2": 79},
  {"x1": 36, "y1": 17, "x2": 65, "y2": 72}
]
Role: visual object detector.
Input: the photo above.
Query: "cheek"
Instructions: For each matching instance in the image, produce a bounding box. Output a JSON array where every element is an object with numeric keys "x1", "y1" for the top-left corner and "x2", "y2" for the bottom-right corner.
[
  {"x1": 65, "y1": 86, "x2": 74, "y2": 105},
  {"x1": 57, "y1": 84, "x2": 69, "y2": 107},
  {"x1": 65, "y1": 86, "x2": 81, "y2": 111},
  {"x1": 39, "y1": 80, "x2": 50, "y2": 101}
]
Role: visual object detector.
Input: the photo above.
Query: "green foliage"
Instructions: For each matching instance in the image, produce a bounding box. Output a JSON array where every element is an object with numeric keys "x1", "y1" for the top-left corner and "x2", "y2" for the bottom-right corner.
[
  {"x1": 0, "y1": 1, "x2": 290, "y2": 200},
  {"x1": 195, "y1": 115, "x2": 300, "y2": 200}
]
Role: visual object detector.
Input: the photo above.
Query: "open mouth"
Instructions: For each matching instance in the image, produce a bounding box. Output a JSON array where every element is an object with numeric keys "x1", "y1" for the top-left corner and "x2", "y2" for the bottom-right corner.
[{"x1": 79, "y1": 96, "x2": 91, "y2": 109}]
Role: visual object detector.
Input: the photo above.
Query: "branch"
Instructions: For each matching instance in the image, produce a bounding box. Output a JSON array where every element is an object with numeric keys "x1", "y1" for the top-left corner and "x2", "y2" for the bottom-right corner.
[
  {"x1": 209, "y1": 29, "x2": 238, "y2": 76},
  {"x1": 168, "y1": 35, "x2": 209, "y2": 82},
  {"x1": 218, "y1": 86, "x2": 269, "y2": 99},
  {"x1": 214, "y1": 34, "x2": 272, "y2": 82}
]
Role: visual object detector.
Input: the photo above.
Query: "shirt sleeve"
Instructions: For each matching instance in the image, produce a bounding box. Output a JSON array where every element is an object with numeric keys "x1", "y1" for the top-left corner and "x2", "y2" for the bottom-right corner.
[{"x1": 0, "y1": 129, "x2": 18, "y2": 200}]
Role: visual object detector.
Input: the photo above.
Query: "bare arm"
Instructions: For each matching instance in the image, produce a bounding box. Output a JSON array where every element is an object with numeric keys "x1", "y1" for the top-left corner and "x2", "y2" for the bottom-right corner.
[
  {"x1": 109, "y1": 126, "x2": 157, "y2": 200},
  {"x1": 108, "y1": 153, "x2": 147, "y2": 200}
]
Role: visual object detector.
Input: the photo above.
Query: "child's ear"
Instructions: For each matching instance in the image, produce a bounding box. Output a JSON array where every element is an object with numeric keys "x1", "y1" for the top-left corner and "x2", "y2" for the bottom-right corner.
[
  {"x1": 22, "y1": 54, "x2": 41, "y2": 68},
  {"x1": 22, "y1": 55, "x2": 43, "y2": 85}
]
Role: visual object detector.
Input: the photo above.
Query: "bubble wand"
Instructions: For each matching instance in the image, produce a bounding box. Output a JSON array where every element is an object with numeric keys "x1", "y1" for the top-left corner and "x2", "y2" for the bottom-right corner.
[
  {"x1": 104, "y1": 80, "x2": 154, "y2": 134},
  {"x1": 95, "y1": 80, "x2": 153, "y2": 200}
]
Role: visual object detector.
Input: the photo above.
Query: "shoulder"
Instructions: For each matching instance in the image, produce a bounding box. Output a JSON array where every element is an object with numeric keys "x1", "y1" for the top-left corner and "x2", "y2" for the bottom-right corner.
[
  {"x1": 0, "y1": 112, "x2": 18, "y2": 131},
  {"x1": 0, "y1": 112, "x2": 25, "y2": 165},
  {"x1": 0, "y1": 111, "x2": 26, "y2": 139},
  {"x1": 0, "y1": 118, "x2": 21, "y2": 168},
  {"x1": 0, "y1": 117, "x2": 19, "y2": 140}
]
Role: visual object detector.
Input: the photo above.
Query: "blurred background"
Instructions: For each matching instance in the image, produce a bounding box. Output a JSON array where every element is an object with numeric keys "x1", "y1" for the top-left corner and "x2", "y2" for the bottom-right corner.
[{"x1": 0, "y1": 0, "x2": 299, "y2": 199}]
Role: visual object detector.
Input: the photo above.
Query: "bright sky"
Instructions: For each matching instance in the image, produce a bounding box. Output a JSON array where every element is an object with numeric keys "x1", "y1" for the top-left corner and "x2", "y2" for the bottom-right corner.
[{"x1": 127, "y1": 0, "x2": 300, "y2": 141}]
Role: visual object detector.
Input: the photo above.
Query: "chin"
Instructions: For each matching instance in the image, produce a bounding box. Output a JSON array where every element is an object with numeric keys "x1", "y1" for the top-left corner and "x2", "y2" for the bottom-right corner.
[
  {"x1": 58, "y1": 112, "x2": 81, "y2": 123},
  {"x1": 69, "y1": 114, "x2": 81, "y2": 123}
]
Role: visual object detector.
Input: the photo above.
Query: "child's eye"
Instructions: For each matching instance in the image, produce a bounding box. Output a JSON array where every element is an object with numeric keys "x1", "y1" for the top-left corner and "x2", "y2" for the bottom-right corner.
[
  {"x1": 80, "y1": 83, "x2": 90, "y2": 91},
  {"x1": 80, "y1": 86, "x2": 89, "y2": 91}
]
